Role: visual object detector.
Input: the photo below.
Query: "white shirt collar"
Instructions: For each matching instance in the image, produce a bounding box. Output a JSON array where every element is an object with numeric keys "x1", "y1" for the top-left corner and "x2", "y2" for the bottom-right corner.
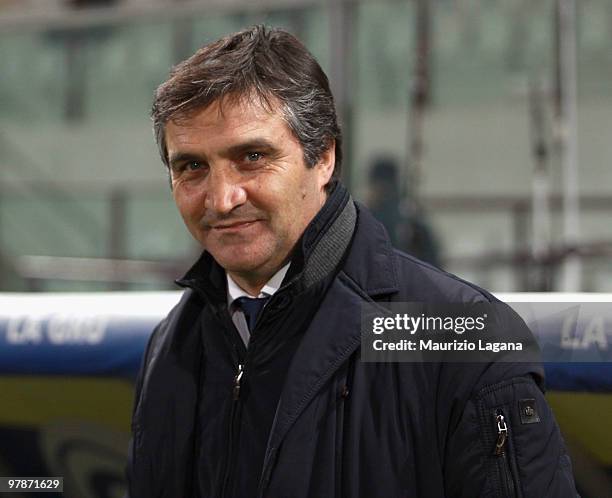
[{"x1": 226, "y1": 263, "x2": 290, "y2": 307}]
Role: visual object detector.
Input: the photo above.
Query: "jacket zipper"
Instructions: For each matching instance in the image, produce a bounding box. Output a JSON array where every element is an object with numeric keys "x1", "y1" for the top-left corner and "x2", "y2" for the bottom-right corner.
[
  {"x1": 233, "y1": 364, "x2": 244, "y2": 400},
  {"x1": 220, "y1": 303, "x2": 272, "y2": 497},
  {"x1": 493, "y1": 410, "x2": 517, "y2": 497},
  {"x1": 221, "y1": 363, "x2": 244, "y2": 498}
]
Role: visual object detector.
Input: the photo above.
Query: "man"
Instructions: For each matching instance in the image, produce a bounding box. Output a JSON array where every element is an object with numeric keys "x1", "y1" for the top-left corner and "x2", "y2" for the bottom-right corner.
[
  {"x1": 366, "y1": 156, "x2": 441, "y2": 266},
  {"x1": 127, "y1": 26, "x2": 577, "y2": 497}
]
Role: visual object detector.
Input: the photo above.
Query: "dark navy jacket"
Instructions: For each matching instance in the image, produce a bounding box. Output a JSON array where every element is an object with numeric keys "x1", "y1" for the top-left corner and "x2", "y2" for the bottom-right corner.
[{"x1": 126, "y1": 187, "x2": 577, "y2": 498}]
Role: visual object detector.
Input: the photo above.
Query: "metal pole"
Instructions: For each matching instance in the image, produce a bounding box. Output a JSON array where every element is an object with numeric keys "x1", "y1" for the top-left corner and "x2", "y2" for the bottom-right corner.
[
  {"x1": 328, "y1": 0, "x2": 356, "y2": 192},
  {"x1": 406, "y1": 0, "x2": 432, "y2": 206},
  {"x1": 513, "y1": 202, "x2": 530, "y2": 291},
  {"x1": 556, "y1": 0, "x2": 582, "y2": 291},
  {"x1": 109, "y1": 188, "x2": 128, "y2": 290},
  {"x1": 528, "y1": 75, "x2": 552, "y2": 290}
]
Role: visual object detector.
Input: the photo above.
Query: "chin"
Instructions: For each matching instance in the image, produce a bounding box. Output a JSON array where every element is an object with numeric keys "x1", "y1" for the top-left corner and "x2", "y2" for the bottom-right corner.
[
  {"x1": 210, "y1": 239, "x2": 278, "y2": 269},
  {"x1": 212, "y1": 253, "x2": 267, "y2": 274}
]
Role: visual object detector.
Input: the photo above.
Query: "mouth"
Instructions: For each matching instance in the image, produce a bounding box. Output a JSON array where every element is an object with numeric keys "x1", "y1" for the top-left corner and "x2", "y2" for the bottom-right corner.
[{"x1": 210, "y1": 220, "x2": 260, "y2": 232}]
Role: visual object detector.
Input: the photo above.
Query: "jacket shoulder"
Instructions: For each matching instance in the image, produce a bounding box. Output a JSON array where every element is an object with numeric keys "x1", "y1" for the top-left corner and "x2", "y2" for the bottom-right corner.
[
  {"x1": 391, "y1": 248, "x2": 498, "y2": 304},
  {"x1": 146, "y1": 288, "x2": 203, "y2": 351},
  {"x1": 133, "y1": 288, "x2": 205, "y2": 418}
]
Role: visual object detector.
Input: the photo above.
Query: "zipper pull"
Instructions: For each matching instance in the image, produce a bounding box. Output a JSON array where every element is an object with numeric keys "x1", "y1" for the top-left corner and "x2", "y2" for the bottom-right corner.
[
  {"x1": 233, "y1": 364, "x2": 244, "y2": 400},
  {"x1": 494, "y1": 413, "x2": 508, "y2": 456}
]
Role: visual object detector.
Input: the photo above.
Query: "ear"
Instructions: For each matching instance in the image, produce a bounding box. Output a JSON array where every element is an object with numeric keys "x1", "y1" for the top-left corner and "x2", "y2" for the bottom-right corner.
[{"x1": 315, "y1": 140, "x2": 336, "y2": 192}]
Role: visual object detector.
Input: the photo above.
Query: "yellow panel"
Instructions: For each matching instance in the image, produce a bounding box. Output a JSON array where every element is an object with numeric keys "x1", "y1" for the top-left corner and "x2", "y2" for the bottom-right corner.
[
  {"x1": 0, "y1": 376, "x2": 134, "y2": 432},
  {"x1": 547, "y1": 391, "x2": 612, "y2": 466}
]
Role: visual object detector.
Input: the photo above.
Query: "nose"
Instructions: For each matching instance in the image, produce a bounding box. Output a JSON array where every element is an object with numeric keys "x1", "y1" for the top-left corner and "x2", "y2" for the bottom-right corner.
[{"x1": 204, "y1": 168, "x2": 247, "y2": 215}]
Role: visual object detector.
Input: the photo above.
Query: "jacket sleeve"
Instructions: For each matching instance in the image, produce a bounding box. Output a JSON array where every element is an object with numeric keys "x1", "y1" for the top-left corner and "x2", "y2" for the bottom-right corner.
[{"x1": 443, "y1": 374, "x2": 578, "y2": 498}]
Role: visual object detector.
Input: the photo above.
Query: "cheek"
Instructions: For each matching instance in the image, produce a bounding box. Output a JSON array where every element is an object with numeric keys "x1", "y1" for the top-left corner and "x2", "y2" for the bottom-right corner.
[
  {"x1": 247, "y1": 170, "x2": 314, "y2": 228},
  {"x1": 174, "y1": 191, "x2": 201, "y2": 224},
  {"x1": 248, "y1": 178, "x2": 286, "y2": 216}
]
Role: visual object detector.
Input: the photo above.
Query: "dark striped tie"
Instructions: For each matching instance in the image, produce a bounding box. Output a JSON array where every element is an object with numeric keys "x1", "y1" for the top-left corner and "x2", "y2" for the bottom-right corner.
[{"x1": 235, "y1": 296, "x2": 270, "y2": 332}]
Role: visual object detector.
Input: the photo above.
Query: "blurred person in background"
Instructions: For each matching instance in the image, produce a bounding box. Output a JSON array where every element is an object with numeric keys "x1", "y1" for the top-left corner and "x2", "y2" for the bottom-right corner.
[
  {"x1": 126, "y1": 25, "x2": 577, "y2": 498},
  {"x1": 367, "y1": 156, "x2": 441, "y2": 267}
]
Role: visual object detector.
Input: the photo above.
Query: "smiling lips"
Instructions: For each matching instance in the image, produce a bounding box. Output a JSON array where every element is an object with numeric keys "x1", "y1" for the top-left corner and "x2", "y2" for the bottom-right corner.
[{"x1": 211, "y1": 220, "x2": 260, "y2": 231}]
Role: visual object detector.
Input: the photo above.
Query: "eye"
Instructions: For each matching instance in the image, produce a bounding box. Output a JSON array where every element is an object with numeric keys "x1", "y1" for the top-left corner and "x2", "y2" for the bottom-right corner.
[
  {"x1": 245, "y1": 152, "x2": 263, "y2": 162},
  {"x1": 187, "y1": 161, "x2": 203, "y2": 171}
]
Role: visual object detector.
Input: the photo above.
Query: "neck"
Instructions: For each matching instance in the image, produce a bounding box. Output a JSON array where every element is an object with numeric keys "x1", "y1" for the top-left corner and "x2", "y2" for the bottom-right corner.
[
  {"x1": 228, "y1": 258, "x2": 292, "y2": 296},
  {"x1": 227, "y1": 271, "x2": 269, "y2": 297}
]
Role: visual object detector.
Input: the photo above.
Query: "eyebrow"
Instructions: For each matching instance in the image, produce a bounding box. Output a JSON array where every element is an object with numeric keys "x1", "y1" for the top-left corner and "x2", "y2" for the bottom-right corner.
[
  {"x1": 224, "y1": 138, "x2": 277, "y2": 157},
  {"x1": 168, "y1": 152, "x2": 205, "y2": 170}
]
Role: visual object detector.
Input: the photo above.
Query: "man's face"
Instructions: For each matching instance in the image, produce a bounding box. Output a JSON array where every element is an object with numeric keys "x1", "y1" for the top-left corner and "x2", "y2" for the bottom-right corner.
[{"x1": 165, "y1": 95, "x2": 334, "y2": 285}]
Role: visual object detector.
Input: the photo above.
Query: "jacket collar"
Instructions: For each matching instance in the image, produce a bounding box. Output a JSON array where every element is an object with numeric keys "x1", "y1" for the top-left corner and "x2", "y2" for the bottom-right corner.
[{"x1": 341, "y1": 202, "x2": 399, "y2": 297}]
